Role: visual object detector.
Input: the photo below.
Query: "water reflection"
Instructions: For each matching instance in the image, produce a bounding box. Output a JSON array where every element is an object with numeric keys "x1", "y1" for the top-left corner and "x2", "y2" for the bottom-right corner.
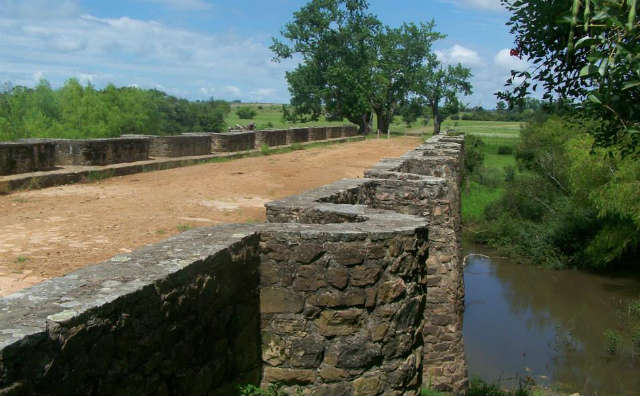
[{"x1": 463, "y1": 245, "x2": 640, "y2": 395}]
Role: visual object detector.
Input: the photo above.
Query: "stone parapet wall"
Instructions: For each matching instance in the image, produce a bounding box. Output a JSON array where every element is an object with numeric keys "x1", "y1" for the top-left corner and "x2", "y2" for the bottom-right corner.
[
  {"x1": 211, "y1": 131, "x2": 256, "y2": 152},
  {"x1": 1, "y1": 125, "x2": 359, "y2": 175},
  {"x1": 326, "y1": 126, "x2": 343, "y2": 139},
  {"x1": 0, "y1": 141, "x2": 56, "y2": 175},
  {"x1": 341, "y1": 125, "x2": 359, "y2": 137},
  {"x1": 145, "y1": 135, "x2": 211, "y2": 157},
  {"x1": 366, "y1": 134, "x2": 467, "y2": 392},
  {"x1": 308, "y1": 127, "x2": 327, "y2": 141},
  {"x1": 0, "y1": 133, "x2": 465, "y2": 395},
  {"x1": 0, "y1": 227, "x2": 263, "y2": 395},
  {"x1": 255, "y1": 129, "x2": 288, "y2": 147},
  {"x1": 32, "y1": 138, "x2": 150, "y2": 166},
  {"x1": 286, "y1": 128, "x2": 310, "y2": 144}
]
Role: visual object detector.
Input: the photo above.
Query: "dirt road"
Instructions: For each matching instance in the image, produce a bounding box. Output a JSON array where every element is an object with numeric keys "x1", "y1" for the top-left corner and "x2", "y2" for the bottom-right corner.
[{"x1": 0, "y1": 136, "x2": 421, "y2": 296}]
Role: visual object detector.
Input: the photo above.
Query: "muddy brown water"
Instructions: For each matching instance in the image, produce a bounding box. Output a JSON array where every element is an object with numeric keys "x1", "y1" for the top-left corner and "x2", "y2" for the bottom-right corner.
[{"x1": 464, "y1": 243, "x2": 640, "y2": 395}]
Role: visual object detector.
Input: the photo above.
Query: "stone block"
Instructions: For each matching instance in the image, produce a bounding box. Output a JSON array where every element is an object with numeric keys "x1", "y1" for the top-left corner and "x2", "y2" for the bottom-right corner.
[
  {"x1": 263, "y1": 367, "x2": 316, "y2": 384},
  {"x1": 261, "y1": 288, "x2": 304, "y2": 313},
  {"x1": 314, "y1": 309, "x2": 363, "y2": 336},
  {"x1": 293, "y1": 265, "x2": 327, "y2": 292},
  {"x1": 350, "y1": 264, "x2": 381, "y2": 287},
  {"x1": 353, "y1": 375, "x2": 382, "y2": 396}
]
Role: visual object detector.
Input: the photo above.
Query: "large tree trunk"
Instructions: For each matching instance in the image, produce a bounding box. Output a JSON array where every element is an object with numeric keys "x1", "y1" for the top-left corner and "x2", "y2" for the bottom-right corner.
[
  {"x1": 356, "y1": 112, "x2": 372, "y2": 135},
  {"x1": 432, "y1": 103, "x2": 441, "y2": 135},
  {"x1": 375, "y1": 108, "x2": 391, "y2": 136}
]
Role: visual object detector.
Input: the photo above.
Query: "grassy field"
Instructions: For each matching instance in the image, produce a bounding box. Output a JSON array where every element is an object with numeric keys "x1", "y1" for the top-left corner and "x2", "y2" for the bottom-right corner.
[
  {"x1": 226, "y1": 103, "x2": 347, "y2": 130},
  {"x1": 452, "y1": 119, "x2": 521, "y2": 224}
]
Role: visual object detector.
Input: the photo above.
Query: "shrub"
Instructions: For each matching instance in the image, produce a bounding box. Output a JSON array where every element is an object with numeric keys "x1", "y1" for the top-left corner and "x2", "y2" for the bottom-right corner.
[
  {"x1": 604, "y1": 329, "x2": 621, "y2": 355},
  {"x1": 464, "y1": 134, "x2": 485, "y2": 176},
  {"x1": 260, "y1": 144, "x2": 271, "y2": 155},
  {"x1": 497, "y1": 145, "x2": 513, "y2": 155},
  {"x1": 236, "y1": 106, "x2": 257, "y2": 119},
  {"x1": 504, "y1": 165, "x2": 515, "y2": 182},
  {"x1": 473, "y1": 166, "x2": 502, "y2": 188}
]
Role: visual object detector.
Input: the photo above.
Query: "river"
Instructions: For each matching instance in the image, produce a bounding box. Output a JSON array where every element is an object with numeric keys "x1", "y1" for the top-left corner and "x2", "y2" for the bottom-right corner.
[{"x1": 463, "y1": 244, "x2": 640, "y2": 395}]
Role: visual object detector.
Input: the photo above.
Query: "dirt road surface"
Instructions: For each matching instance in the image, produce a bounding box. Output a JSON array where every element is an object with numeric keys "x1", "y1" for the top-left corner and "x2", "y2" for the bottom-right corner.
[{"x1": 0, "y1": 136, "x2": 421, "y2": 296}]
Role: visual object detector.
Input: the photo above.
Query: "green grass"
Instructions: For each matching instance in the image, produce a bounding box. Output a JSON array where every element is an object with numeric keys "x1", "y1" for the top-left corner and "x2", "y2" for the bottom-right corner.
[
  {"x1": 176, "y1": 224, "x2": 192, "y2": 232},
  {"x1": 442, "y1": 119, "x2": 523, "y2": 137},
  {"x1": 226, "y1": 103, "x2": 347, "y2": 130},
  {"x1": 461, "y1": 121, "x2": 521, "y2": 225},
  {"x1": 462, "y1": 182, "x2": 505, "y2": 223},
  {"x1": 85, "y1": 169, "x2": 115, "y2": 182}
]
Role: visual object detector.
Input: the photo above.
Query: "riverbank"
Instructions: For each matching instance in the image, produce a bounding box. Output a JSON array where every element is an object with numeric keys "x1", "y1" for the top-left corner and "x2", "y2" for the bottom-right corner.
[{"x1": 463, "y1": 241, "x2": 640, "y2": 395}]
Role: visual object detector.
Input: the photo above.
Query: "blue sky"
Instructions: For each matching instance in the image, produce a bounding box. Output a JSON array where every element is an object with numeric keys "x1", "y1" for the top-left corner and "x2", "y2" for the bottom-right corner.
[{"x1": 0, "y1": 0, "x2": 529, "y2": 107}]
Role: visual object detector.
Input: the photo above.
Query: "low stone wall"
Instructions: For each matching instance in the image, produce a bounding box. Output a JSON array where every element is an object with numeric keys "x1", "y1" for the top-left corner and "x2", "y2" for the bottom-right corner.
[
  {"x1": 342, "y1": 125, "x2": 359, "y2": 137},
  {"x1": 255, "y1": 130, "x2": 288, "y2": 148},
  {"x1": 0, "y1": 228, "x2": 262, "y2": 395},
  {"x1": 326, "y1": 126, "x2": 343, "y2": 139},
  {"x1": 0, "y1": 141, "x2": 56, "y2": 175},
  {"x1": 38, "y1": 138, "x2": 150, "y2": 166},
  {"x1": 365, "y1": 135, "x2": 467, "y2": 392},
  {"x1": 0, "y1": 134, "x2": 466, "y2": 396},
  {"x1": 308, "y1": 127, "x2": 327, "y2": 141},
  {"x1": 263, "y1": 184, "x2": 428, "y2": 396},
  {"x1": 144, "y1": 135, "x2": 210, "y2": 157},
  {"x1": 211, "y1": 131, "x2": 256, "y2": 152},
  {"x1": 286, "y1": 128, "x2": 310, "y2": 144}
]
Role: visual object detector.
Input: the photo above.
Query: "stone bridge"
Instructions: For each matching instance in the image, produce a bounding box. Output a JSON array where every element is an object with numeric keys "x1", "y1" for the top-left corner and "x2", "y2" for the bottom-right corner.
[{"x1": 0, "y1": 134, "x2": 466, "y2": 395}]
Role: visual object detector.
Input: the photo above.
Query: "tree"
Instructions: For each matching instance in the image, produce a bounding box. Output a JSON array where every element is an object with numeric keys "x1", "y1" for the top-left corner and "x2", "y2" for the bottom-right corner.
[
  {"x1": 416, "y1": 63, "x2": 472, "y2": 134},
  {"x1": 271, "y1": 0, "x2": 381, "y2": 134},
  {"x1": 369, "y1": 22, "x2": 444, "y2": 135},
  {"x1": 499, "y1": 0, "x2": 639, "y2": 148}
]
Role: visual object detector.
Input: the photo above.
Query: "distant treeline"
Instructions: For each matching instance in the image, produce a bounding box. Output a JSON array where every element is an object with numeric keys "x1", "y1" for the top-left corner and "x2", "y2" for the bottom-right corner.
[
  {"x1": 394, "y1": 97, "x2": 547, "y2": 126},
  {"x1": 452, "y1": 99, "x2": 550, "y2": 122},
  {"x1": 0, "y1": 79, "x2": 230, "y2": 142}
]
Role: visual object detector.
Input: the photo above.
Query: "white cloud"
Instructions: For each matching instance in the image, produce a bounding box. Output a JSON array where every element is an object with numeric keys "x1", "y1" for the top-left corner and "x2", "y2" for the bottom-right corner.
[
  {"x1": 435, "y1": 44, "x2": 484, "y2": 67},
  {"x1": 0, "y1": 3, "x2": 294, "y2": 103},
  {"x1": 0, "y1": 0, "x2": 82, "y2": 19},
  {"x1": 494, "y1": 48, "x2": 529, "y2": 71},
  {"x1": 140, "y1": 0, "x2": 212, "y2": 11},
  {"x1": 223, "y1": 86, "x2": 242, "y2": 96},
  {"x1": 251, "y1": 88, "x2": 276, "y2": 97},
  {"x1": 33, "y1": 71, "x2": 44, "y2": 82},
  {"x1": 442, "y1": 0, "x2": 504, "y2": 11}
]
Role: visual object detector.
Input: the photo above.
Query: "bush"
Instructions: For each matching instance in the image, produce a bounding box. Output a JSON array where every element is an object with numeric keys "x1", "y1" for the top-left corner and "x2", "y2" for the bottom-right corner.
[
  {"x1": 497, "y1": 145, "x2": 513, "y2": 155},
  {"x1": 464, "y1": 134, "x2": 485, "y2": 176},
  {"x1": 473, "y1": 166, "x2": 502, "y2": 188},
  {"x1": 504, "y1": 165, "x2": 515, "y2": 182},
  {"x1": 450, "y1": 114, "x2": 460, "y2": 120},
  {"x1": 236, "y1": 106, "x2": 257, "y2": 120},
  {"x1": 260, "y1": 144, "x2": 271, "y2": 155}
]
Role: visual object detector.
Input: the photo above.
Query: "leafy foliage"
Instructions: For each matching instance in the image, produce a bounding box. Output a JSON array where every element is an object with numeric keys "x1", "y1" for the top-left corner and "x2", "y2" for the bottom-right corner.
[
  {"x1": 369, "y1": 21, "x2": 444, "y2": 134},
  {"x1": 272, "y1": 0, "x2": 468, "y2": 135},
  {"x1": 236, "y1": 106, "x2": 257, "y2": 120},
  {"x1": 472, "y1": 117, "x2": 640, "y2": 269},
  {"x1": 464, "y1": 134, "x2": 485, "y2": 177},
  {"x1": 567, "y1": 0, "x2": 640, "y2": 143},
  {"x1": 416, "y1": 63, "x2": 472, "y2": 134},
  {"x1": 271, "y1": 0, "x2": 380, "y2": 132},
  {"x1": 499, "y1": 0, "x2": 639, "y2": 147},
  {"x1": 0, "y1": 79, "x2": 230, "y2": 141}
]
